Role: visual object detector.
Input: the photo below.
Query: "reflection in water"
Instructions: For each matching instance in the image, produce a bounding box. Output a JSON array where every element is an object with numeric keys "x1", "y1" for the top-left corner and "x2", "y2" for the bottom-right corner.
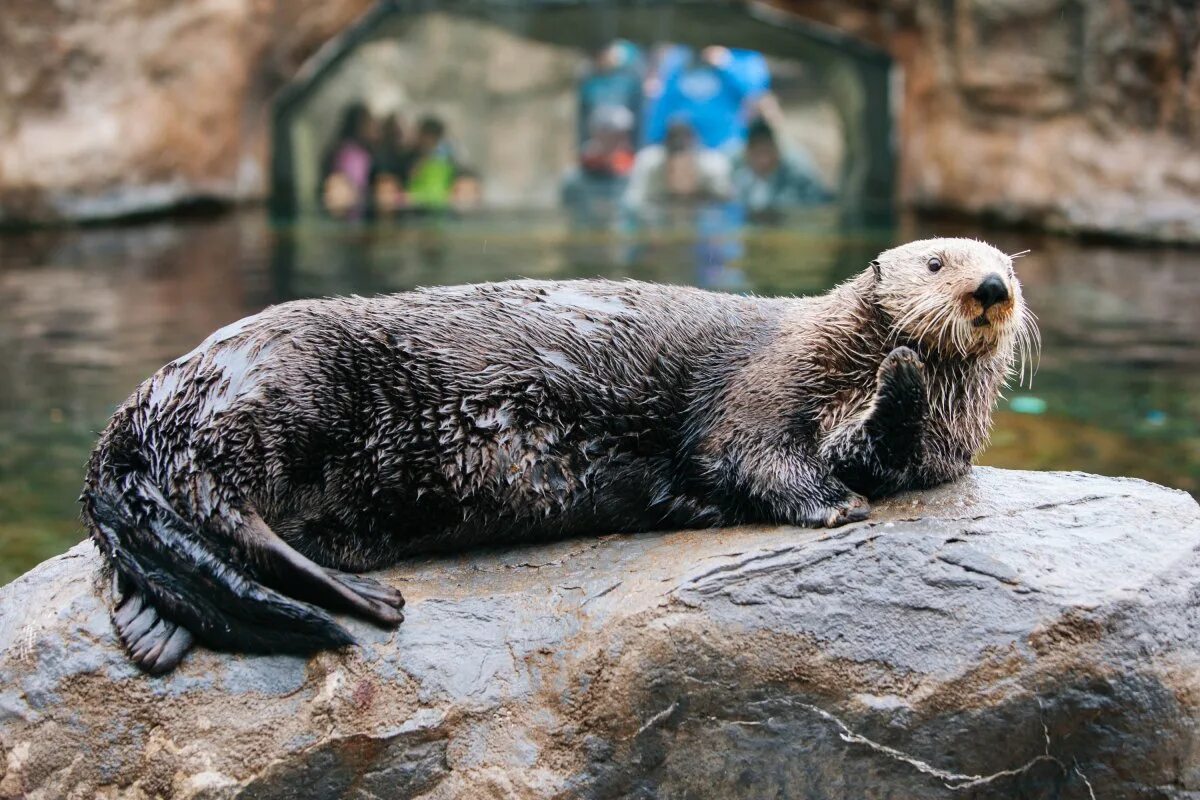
[{"x1": 1, "y1": 210, "x2": 1197, "y2": 581}]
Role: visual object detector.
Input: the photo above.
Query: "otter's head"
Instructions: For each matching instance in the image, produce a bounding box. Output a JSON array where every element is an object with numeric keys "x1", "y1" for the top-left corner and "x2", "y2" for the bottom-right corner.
[{"x1": 870, "y1": 237, "x2": 1038, "y2": 377}]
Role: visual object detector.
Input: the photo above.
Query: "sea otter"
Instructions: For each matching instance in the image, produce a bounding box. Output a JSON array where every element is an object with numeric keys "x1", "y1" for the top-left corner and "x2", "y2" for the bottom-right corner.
[{"x1": 81, "y1": 237, "x2": 1037, "y2": 674}]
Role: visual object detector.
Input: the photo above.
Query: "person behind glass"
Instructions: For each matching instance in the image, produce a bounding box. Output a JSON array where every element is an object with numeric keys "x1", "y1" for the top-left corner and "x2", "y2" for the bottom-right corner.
[
  {"x1": 451, "y1": 167, "x2": 483, "y2": 212},
  {"x1": 320, "y1": 102, "x2": 378, "y2": 220},
  {"x1": 578, "y1": 40, "x2": 643, "y2": 150},
  {"x1": 561, "y1": 105, "x2": 636, "y2": 225},
  {"x1": 580, "y1": 105, "x2": 636, "y2": 180},
  {"x1": 406, "y1": 116, "x2": 459, "y2": 211},
  {"x1": 372, "y1": 112, "x2": 409, "y2": 217},
  {"x1": 644, "y1": 46, "x2": 769, "y2": 154},
  {"x1": 732, "y1": 117, "x2": 833, "y2": 216},
  {"x1": 622, "y1": 116, "x2": 732, "y2": 214}
]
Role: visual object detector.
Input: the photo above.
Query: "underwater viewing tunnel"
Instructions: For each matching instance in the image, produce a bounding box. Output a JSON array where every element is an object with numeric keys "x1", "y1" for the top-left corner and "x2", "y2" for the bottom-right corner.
[{"x1": 269, "y1": 0, "x2": 897, "y2": 225}]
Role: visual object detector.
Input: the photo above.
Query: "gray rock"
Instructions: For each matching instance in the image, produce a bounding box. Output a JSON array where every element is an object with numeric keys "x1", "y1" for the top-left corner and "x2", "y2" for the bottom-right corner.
[{"x1": 1, "y1": 467, "x2": 1198, "y2": 799}]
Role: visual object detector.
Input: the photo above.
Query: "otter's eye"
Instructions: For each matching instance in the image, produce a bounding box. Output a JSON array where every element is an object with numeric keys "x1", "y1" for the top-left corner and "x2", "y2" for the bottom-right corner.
[{"x1": 927, "y1": 256, "x2": 943, "y2": 273}]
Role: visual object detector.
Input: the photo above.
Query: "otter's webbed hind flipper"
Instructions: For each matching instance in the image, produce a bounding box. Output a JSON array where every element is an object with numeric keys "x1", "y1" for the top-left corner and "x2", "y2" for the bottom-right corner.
[
  {"x1": 825, "y1": 345, "x2": 929, "y2": 496},
  {"x1": 715, "y1": 438, "x2": 870, "y2": 529},
  {"x1": 86, "y1": 479, "x2": 358, "y2": 674},
  {"x1": 236, "y1": 513, "x2": 405, "y2": 628},
  {"x1": 112, "y1": 590, "x2": 195, "y2": 674},
  {"x1": 326, "y1": 570, "x2": 408, "y2": 612}
]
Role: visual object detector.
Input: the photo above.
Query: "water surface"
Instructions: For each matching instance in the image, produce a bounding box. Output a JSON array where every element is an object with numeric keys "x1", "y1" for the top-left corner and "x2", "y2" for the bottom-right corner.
[{"x1": 1, "y1": 209, "x2": 1196, "y2": 582}]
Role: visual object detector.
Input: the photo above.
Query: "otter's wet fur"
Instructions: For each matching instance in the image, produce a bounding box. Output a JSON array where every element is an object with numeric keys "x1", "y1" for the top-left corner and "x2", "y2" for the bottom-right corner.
[{"x1": 81, "y1": 237, "x2": 1037, "y2": 673}]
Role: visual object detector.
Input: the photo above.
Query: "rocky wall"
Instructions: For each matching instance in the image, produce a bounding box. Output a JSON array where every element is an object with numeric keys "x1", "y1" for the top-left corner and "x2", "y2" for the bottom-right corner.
[{"x1": 1, "y1": 0, "x2": 1197, "y2": 242}]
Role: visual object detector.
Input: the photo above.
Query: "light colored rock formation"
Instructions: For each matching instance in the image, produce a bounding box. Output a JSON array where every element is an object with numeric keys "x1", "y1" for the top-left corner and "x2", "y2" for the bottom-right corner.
[
  {"x1": 892, "y1": 0, "x2": 1200, "y2": 244},
  {"x1": 0, "y1": 0, "x2": 374, "y2": 221},
  {"x1": 1, "y1": 467, "x2": 1198, "y2": 798}
]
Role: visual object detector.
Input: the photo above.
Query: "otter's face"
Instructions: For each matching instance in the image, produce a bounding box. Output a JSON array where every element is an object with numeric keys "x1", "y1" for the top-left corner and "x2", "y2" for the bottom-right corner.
[{"x1": 872, "y1": 238, "x2": 1037, "y2": 367}]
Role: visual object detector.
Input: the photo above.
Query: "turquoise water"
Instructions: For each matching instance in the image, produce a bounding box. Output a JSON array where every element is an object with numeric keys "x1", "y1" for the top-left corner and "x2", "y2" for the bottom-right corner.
[{"x1": 1, "y1": 209, "x2": 1196, "y2": 583}]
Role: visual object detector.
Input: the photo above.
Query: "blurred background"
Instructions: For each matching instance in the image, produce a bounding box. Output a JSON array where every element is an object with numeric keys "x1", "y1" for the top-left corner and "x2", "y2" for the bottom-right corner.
[{"x1": 1, "y1": 0, "x2": 1198, "y2": 582}]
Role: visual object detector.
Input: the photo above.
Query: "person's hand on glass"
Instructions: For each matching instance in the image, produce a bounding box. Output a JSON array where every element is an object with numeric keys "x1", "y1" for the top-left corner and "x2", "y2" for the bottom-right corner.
[
  {"x1": 322, "y1": 173, "x2": 358, "y2": 217},
  {"x1": 701, "y1": 46, "x2": 732, "y2": 69},
  {"x1": 373, "y1": 174, "x2": 407, "y2": 214}
]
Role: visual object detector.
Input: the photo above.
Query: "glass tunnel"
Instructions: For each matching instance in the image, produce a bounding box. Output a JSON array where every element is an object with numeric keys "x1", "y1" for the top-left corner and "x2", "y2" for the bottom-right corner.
[{"x1": 269, "y1": 0, "x2": 897, "y2": 226}]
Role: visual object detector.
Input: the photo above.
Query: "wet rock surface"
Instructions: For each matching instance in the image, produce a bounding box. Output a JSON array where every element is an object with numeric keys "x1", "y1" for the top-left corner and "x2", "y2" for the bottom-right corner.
[{"x1": 1, "y1": 467, "x2": 1199, "y2": 799}]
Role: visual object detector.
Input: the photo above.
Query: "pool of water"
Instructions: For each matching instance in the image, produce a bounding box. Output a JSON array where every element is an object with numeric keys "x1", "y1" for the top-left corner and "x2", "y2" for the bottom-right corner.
[{"x1": 1, "y1": 208, "x2": 1197, "y2": 583}]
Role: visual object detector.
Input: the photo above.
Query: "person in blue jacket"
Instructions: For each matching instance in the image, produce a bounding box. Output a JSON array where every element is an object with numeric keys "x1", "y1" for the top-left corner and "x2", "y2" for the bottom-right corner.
[{"x1": 645, "y1": 46, "x2": 771, "y2": 152}]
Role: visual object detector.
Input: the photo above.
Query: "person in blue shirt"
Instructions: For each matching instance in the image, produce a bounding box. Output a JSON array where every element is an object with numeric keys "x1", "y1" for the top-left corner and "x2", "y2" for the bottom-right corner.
[{"x1": 644, "y1": 46, "x2": 771, "y2": 152}]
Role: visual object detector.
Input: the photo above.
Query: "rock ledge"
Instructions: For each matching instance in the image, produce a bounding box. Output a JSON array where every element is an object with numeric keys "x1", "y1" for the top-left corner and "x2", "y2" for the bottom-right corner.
[{"x1": 1, "y1": 468, "x2": 1198, "y2": 799}]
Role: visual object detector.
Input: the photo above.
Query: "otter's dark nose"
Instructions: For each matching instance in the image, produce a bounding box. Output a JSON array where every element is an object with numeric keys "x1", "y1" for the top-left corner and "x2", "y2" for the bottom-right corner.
[{"x1": 973, "y1": 273, "x2": 1009, "y2": 310}]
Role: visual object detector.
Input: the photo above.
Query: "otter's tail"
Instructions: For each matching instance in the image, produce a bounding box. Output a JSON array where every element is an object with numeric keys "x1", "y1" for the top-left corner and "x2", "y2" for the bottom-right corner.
[{"x1": 83, "y1": 474, "x2": 355, "y2": 674}]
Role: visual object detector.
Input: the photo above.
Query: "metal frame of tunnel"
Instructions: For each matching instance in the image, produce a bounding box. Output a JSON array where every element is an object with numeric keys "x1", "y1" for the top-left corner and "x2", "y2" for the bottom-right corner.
[{"x1": 268, "y1": 0, "x2": 897, "y2": 222}]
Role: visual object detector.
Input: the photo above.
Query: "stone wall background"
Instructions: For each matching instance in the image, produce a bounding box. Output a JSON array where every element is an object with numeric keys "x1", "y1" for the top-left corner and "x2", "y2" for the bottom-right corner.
[
  {"x1": 0, "y1": 0, "x2": 1197, "y2": 241},
  {"x1": 785, "y1": 0, "x2": 1200, "y2": 242}
]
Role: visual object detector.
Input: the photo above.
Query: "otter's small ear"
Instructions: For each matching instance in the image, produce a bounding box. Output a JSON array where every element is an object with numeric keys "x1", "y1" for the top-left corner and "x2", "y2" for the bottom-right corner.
[{"x1": 871, "y1": 260, "x2": 881, "y2": 281}]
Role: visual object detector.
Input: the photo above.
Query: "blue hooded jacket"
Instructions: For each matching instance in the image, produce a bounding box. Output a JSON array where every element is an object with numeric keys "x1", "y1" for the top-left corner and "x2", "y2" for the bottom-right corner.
[{"x1": 645, "y1": 49, "x2": 770, "y2": 150}]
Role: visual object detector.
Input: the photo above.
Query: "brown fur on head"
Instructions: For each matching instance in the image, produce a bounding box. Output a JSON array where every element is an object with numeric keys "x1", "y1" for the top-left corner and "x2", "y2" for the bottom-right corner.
[{"x1": 871, "y1": 237, "x2": 1039, "y2": 382}]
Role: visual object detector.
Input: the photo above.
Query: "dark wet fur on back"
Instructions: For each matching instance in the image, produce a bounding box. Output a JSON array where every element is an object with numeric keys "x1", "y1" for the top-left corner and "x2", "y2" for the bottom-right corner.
[{"x1": 82, "y1": 243, "x2": 1032, "y2": 673}]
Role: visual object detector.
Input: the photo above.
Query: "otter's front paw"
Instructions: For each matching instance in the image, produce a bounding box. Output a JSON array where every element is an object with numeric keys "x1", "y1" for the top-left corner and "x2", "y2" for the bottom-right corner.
[
  {"x1": 819, "y1": 492, "x2": 870, "y2": 527},
  {"x1": 884, "y1": 345, "x2": 922, "y2": 366},
  {"x1": 872, "y1": 346, "x2": 927, "y2": 430},
  {"x1": 878, "y1": 346, "x2": 924, "y2": 390}
]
